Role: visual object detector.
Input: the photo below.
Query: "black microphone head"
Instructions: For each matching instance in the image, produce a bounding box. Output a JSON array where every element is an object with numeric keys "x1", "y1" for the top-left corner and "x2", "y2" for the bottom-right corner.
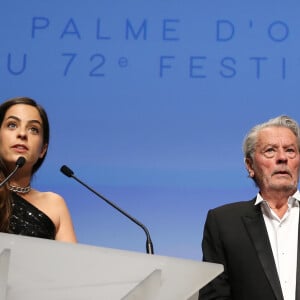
[
  {"x1": 60, "y1": 165, "x2": 74, "y2": 177},
  {"x1": 16, "y1": 156, "x2": 26, "y2": 168}
]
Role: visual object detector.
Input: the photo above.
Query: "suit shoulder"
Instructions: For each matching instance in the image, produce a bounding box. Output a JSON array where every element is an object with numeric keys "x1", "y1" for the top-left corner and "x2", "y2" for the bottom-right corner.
[{"x1": 209, "y1": 198, "x2": 256, "y2": 215}]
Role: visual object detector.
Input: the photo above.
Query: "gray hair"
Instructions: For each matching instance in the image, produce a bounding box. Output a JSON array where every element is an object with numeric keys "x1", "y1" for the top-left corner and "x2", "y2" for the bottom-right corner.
[{"x1": 243, "y1": 115, "x2": 300, "y2": 160}]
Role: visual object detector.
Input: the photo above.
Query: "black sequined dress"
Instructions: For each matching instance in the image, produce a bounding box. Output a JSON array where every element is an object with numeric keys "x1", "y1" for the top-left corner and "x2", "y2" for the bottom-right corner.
[{"x1": 9, "y1": 192, "x2": 55, "y2": 239}]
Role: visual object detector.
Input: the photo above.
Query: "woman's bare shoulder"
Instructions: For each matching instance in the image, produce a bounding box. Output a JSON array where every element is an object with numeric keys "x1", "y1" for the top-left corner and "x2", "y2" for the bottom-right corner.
[
  {"x1": 28, "y1": 189, "x2": 69, "y2": 213},
  {"x1": 31, "y1": 189, "x2": 65, "y2": 202}
]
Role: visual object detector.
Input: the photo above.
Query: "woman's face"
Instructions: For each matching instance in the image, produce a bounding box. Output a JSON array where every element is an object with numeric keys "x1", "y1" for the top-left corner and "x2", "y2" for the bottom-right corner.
[{"x1": 0, "y1": 104, "x2": 47, "y2": 170}]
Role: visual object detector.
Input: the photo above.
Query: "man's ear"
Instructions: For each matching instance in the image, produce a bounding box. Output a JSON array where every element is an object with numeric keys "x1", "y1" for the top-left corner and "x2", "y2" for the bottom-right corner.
[{"x1": 245, "y1": 157, "x2": 254, "y2": 177}]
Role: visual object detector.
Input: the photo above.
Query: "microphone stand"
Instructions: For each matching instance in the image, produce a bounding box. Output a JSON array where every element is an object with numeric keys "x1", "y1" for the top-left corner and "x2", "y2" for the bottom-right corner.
[
  {"x1": 0, "y1": 157, "x2": 26, "y2": 188},
  {"x1": 61, "y1": 166, "x2": 154, "y2": 254}
]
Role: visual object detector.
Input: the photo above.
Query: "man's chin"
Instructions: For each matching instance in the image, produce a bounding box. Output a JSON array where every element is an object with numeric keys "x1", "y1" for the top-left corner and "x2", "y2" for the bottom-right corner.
[{"x1": 270, "y1": 183, "x2": 297, "y2": 193}]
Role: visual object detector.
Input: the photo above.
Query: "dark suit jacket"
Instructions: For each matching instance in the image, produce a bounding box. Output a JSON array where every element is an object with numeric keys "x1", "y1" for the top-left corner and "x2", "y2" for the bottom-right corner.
[{"x1": 198, "y1": 198, "x2": 300, "y2": 300}]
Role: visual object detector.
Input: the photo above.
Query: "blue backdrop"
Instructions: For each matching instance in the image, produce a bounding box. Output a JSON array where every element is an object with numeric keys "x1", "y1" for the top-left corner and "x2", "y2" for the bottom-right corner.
[{"x1": 1, "y1": 0, "x2": 299, "y2": 260}]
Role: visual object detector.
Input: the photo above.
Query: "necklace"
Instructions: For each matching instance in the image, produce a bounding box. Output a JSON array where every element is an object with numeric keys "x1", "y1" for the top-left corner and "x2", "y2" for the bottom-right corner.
[{"x1": 8, "y1": 184, "x2": 31, "y2": 194}]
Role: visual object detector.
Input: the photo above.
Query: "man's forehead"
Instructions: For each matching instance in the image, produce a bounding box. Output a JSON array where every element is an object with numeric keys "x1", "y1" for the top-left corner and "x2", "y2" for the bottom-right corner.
[{"x1": 256, "y1": 126, "x2": 297, "y2": 144}]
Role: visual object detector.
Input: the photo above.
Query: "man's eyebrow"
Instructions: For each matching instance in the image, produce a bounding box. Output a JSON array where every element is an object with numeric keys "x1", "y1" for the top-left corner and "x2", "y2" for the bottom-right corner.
[{"x1": 260, "y1": 143, "x2": 297, "y2": 148}]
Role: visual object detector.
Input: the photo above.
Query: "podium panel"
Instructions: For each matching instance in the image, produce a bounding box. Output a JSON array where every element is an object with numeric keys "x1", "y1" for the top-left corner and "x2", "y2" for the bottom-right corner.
[{"x1": 0, "y1": 233, "x2": 223, "y2": 300}]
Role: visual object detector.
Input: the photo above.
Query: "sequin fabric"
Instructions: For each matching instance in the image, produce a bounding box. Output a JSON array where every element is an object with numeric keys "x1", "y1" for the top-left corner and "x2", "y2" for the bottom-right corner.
[{"x1": 9, "y1": 193, "x2": 55, "y2": 239}]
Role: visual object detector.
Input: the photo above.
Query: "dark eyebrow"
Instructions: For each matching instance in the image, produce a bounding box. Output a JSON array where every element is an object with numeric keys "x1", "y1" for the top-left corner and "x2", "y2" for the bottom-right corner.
[
  {"x1": 6, "y1": 115, "x2": 42, "y2": 126},
  {"x1": 6, "y1": 115, "x2": 20, "y2": 122}
]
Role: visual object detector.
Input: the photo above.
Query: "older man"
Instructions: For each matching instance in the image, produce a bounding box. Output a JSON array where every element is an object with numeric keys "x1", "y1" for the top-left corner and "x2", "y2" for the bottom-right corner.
[{"x1": 199, "y1": 115, "x2": 300, "y2": 300}]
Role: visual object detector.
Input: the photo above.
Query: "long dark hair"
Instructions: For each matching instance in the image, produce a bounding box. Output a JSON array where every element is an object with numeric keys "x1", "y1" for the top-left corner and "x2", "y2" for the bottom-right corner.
[
  {"x1": 0, "y1": 96, "x2": 50, "y2": 232},
  {"x1": 0, "y1": 158, "x2": 10, "y2": 231}
]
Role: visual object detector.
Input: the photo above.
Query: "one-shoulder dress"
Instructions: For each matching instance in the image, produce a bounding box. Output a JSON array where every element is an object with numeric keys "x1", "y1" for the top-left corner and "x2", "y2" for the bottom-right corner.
[{"x1": 9, "y1": 192, "x2": 55, "y2": 240}]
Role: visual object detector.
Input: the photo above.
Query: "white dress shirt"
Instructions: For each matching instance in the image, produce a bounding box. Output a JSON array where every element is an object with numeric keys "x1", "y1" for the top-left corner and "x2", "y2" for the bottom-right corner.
[{"x1": 255, "y1": 191, "x2": 300, "y2": 300}]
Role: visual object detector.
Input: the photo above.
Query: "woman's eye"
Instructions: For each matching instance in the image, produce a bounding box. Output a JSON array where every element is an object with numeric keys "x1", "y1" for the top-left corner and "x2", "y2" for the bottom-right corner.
[
  {"x1": 29, "y1": 127, "x2": 39, "y2": 134},
  {"x1": 7, "y1": 122, "x2": 16, "y2": 129}
]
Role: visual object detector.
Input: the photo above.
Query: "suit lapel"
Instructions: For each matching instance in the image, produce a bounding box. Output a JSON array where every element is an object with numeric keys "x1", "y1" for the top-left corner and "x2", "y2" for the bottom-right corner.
[
  {"x1": 242, "y1": 204, "x2": 284, "y2": 300},
  {"x1": 295, "y1": 209, "x2": 300, "y2": 298}
]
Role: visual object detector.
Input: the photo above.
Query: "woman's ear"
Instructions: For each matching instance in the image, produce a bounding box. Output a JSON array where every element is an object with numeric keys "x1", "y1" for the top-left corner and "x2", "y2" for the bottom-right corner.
[{"x1": 39, "y1": 143, "x2": 48, "y2": 158}]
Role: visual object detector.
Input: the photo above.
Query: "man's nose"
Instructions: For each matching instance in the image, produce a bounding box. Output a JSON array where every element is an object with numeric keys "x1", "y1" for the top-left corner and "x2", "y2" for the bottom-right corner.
[{"x1": 276, "y1": 149, "x2": 288, "y2": 162}]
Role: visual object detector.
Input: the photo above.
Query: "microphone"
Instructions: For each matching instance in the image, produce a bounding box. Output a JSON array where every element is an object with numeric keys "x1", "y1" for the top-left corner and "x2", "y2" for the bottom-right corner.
[
  {"x1": 60, "y1": 165, "x2": 154, "y2": 254},
  {"x1": 0, "y1": 156, "x2": 26, "y2": 188}
]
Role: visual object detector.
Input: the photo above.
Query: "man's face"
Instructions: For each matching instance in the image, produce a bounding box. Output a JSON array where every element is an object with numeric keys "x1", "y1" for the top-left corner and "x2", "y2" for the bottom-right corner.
[{"x1": 247, "y1": 126, "x2": 300, "y2": 196}]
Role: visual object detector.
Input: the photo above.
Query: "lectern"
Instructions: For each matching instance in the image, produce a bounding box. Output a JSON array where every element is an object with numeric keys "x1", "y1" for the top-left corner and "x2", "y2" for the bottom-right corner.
[{"x1": 0, "y1": 232, "x2": 223, "y2": 300}]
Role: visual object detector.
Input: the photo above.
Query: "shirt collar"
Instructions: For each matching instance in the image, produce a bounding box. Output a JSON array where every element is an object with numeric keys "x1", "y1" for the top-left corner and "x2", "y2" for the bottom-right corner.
[{"x1": 255, "y1": 190, "x2": 300, "y2": 206}]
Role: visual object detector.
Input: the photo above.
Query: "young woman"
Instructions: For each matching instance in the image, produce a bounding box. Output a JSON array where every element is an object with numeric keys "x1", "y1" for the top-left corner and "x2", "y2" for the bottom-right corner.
[{"x1": 0, "y1": 97, "x2": 76, "y2": 242}]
